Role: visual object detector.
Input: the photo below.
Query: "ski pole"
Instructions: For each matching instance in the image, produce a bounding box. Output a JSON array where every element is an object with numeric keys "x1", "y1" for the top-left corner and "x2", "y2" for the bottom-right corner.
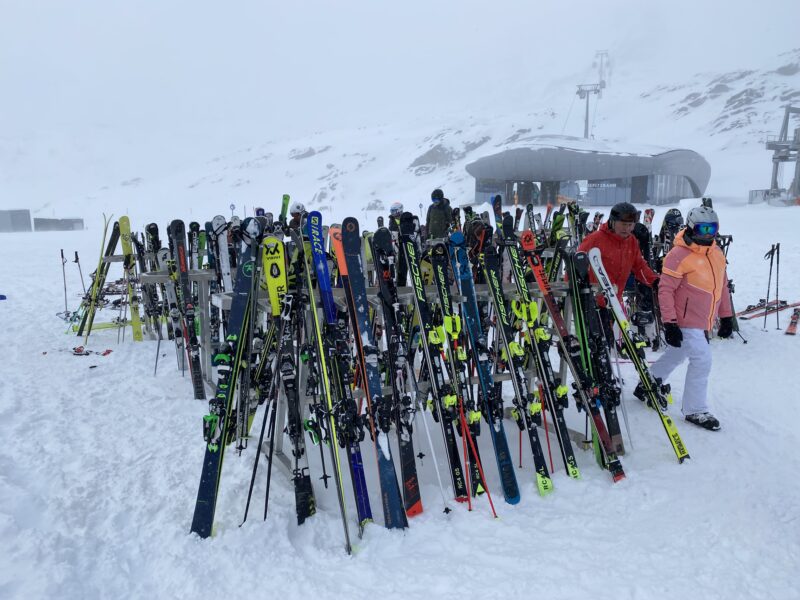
[
  {"x1": 241, "y1": 390, "x2": 274, "y2": 525},
  {"x1": 408, "y1": 361, "x2": 452, "y2": 514},
  {"x1": 60, "y1": 249, "x2": 68, "y2": 312},
  {"x1": 763, "y1": 244, "x2": 775, "y2": 331},
  {"x1": 726, "y1": 280, "x2": 748, "y2": 344},
  {"x1": 262, "y1": 399, "x2": 279, "y2": 521},
  {"x1": 74, "y1": 251, "x2": 86, "y2": 294},
  {"x1": 775, "y1": 243, "x2": 781, "y2": 330},
  {"x1": 153, "y1": 336, "x2": 161, "y2": 376}
]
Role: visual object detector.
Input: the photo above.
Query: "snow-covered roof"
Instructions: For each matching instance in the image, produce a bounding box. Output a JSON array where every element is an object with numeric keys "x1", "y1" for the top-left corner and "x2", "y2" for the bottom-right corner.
[{"x1": 465, "y1": 135, "x2": 711, "y2": 196}]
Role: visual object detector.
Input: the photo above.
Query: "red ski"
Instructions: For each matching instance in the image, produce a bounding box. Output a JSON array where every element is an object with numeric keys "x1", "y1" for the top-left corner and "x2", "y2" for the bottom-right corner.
[
  {"x1": 740, "y1": 301, "x2": 800, "y2": 320},
  {"x1": 786, "y1": 309, "x2": 800, "y2": 335},
  {"x1": 736, "y1": 298, "x2": 785, "y2": 317}
]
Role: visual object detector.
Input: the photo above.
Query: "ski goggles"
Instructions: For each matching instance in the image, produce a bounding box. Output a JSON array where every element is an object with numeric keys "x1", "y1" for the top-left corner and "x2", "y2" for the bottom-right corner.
[{"x1": 692, "y1": 222, "x2": 718, "y2": 236}]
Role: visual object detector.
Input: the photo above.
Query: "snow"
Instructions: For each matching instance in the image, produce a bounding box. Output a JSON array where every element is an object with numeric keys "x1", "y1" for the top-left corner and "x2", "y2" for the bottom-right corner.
[
  {"x1": 503, "y1": 134, "x2": 678, "y2": 157},
  {"x1": 3, "y1": 3, "x2": 800, "y2": 596},
  {"x1": 1, "y1": 203, "x2": 799, "y2": 599},
  {"x1": 377, "y1": 432, "x2": 392, "y2": 463}
]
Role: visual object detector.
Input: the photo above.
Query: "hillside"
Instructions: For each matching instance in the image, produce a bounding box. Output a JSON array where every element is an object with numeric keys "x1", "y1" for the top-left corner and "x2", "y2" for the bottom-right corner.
[{"x1": 4, "y1": 48, "x2": 800, "y2": 228}]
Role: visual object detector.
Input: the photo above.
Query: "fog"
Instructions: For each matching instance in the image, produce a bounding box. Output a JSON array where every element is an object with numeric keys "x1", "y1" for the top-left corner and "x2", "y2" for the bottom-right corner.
[{"x1": 2, "y1": 0, "x2": 796, "y2": 142}]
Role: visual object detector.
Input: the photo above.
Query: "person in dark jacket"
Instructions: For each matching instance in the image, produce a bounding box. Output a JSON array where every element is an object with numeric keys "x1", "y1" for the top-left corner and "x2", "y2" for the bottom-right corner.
[
  {"x1": 426, "y1": 189, "x2": 451, "y2": 240},
  {"x1": 288, "y1": 201, "x2": 306, "y2": 232},
  {"x1": 388, "y1": 202, "x2": 407, "y2": 286}
]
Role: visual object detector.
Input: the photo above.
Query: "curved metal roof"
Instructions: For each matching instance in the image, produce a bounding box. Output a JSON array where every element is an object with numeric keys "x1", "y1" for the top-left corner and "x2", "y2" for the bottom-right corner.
[{"x1": 465, "y1": 135, "x2": 710, "y2": 196}]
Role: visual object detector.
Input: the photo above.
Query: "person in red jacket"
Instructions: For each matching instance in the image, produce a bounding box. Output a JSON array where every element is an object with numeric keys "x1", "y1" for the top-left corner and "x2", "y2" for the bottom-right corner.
[
  {"x1": 578, "y1": 202, "x2": 658, "y2": 345},
  {"x1": 639, "y1": 205, "x2": 733, "y2": 431}
]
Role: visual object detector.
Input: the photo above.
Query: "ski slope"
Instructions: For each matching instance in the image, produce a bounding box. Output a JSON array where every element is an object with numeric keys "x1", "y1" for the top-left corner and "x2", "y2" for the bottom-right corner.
[{"x1": 1, "y1": 200, "x2": 798, "y2": 600}]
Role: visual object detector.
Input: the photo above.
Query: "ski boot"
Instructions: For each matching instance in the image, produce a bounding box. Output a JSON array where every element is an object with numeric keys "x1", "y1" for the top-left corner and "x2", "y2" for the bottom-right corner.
[{"x1": 685, "y1": 412, "x2": 720, "y2": 431}]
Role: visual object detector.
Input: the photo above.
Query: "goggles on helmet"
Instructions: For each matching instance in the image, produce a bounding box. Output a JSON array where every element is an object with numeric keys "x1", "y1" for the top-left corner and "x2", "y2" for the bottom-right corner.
[{"x1": 692, "y1": 222, "x2": 718, "y2": 237}]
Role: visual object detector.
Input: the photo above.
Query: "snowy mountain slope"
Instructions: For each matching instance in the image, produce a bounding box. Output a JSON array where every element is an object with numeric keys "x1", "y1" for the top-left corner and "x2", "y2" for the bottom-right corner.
[
  {"x1": 1, "y1": 202, "x2": 799, "y2": 599},
  {"x1": 5, "y1": 48, "x2": 800, "y2": 229}
]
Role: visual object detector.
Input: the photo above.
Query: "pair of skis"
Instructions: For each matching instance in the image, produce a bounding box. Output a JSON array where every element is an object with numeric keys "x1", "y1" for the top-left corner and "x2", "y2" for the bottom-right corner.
[
  {"x1": 518, "y1": 232, "x2": 625, "y2": 483},
  {"x1": 739, "y1": 300, "x2": 800, "y2": 320},
  {"x1": 585, "y1": 248, "x2": 690, "y2": 465}
]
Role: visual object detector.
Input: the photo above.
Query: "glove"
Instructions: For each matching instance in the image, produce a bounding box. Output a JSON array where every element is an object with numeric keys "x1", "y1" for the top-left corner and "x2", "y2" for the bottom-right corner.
[
  {"x1": 664, "y1": 322, "x2": 683, "y2": 348},
  {"x1": 717, "y1": 316, "x2": 734, "y2": 339}
]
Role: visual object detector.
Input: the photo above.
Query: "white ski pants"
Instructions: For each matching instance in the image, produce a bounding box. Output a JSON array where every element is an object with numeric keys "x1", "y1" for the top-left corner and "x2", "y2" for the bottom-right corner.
[{"x1": 650, "y1": 328, "x2": 712, "y2": 416}]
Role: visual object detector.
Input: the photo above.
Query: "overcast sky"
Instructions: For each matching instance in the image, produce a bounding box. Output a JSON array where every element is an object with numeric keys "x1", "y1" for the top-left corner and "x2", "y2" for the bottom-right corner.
[{"x1": 1, "y1": 0, "x2": 797, "y2": 143}]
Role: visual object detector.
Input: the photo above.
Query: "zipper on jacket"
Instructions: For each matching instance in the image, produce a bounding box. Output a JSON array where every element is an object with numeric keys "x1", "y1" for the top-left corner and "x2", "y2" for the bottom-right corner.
[
  {"x1": 706, "y1": 252, "x2": 718, "y2": 330},
  {"x1": 683, "y1": 298, "x2": 689, "y2": 318}
]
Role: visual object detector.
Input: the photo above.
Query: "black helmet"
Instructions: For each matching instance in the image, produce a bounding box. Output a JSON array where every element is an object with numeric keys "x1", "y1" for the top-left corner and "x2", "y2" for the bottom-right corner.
[
  {"x1": 609, "y1": 202, "x2": 638, "y2": 224},
  {"x1": 664, "y1": 209, "x2": 684, "y2": 229},
  {"x1": 431, "y1": 188, "x2": 444, "y2": 202}
]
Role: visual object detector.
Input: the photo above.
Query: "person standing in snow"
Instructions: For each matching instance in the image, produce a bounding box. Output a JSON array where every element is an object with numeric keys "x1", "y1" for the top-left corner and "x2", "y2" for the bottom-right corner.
[
  {"x1": 630, "y1": 213, "x2": 658, "y2": 315},
  {"x1": 426, "y1": 188, "x2": 452, "y2": 240},
  {"x1": 641, "y1": 205, "x2": 733, "y2": 431},
  {"x1": 288, "y1": 201, "x2": 306, "y2": 232},
  {"x1": 577, "y1": 202, "x2": 659, "y2": 344},
  {"x1": 388, "y1": 201, "x2": 407, "y2": 286}
]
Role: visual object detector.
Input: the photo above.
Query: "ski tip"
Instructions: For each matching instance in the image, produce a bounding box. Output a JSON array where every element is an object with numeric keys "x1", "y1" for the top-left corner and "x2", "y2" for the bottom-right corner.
[
  {"x1": 536, "y1": 475, "x2": 555, "y2": 496},
  {"x1": 505, "y1": 494, "x2": 522, "y2": 505},
  {"x1": 358, "y1": 518, "x2": 373, "y2": 536},
  {"x1": 405, "y1": 501, "x2": 424, "y2": 518}
]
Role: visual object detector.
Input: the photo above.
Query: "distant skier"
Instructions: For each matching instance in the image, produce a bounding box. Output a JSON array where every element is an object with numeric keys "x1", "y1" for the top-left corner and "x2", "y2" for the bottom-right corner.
[
  {"x1": 577, "y1": 201, "x2": 658, "y2": 344},
  {"x1": 288, "y1": 201, "x2": 306, "y2": 232},
  {"x1": 642, "y1": 205, "x2": 733, "y2": 431},
  {"x1": 388, "y1": 201, "x2": 407, "y2": 286},
  {"x1": 425, "y1": 189, "x2": 451, "y2": 240}
]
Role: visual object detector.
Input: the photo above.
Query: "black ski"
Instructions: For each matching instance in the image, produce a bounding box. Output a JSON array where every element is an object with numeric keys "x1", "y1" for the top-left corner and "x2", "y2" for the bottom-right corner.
[
  {"x1": 170, "y1": 220, "x2": 205, "y2": 400},
  {"x1": 190, "y1": 218, "x2": 261, "y2": 538}
]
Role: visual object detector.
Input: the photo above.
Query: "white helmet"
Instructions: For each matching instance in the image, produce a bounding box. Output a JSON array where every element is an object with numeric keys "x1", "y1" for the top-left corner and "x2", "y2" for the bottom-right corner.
[
  {"x1": 290, "y1": 201, "x2": 305, "y2": 215},
  {"x1": 390, "y1": 202, "x2": 404, "y2": 217},
  {"x1": 685, "y1": 205, "x2": 719, "y2": 245}
]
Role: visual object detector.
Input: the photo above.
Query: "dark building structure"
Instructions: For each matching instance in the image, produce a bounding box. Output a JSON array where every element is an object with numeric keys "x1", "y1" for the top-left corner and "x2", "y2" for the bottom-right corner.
[
  {"x1": 465, "y1": 135, "x2": 710, "y2": 206},
  {"x1": 33, "y1": 218, "x2": 85, "y2": 232}
]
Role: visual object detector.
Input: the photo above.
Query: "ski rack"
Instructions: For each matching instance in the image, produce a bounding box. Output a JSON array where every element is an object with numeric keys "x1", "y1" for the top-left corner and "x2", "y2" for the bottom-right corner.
[
  {"x1": 140, "y1": 270, "x2": 216, "y2": 385},
  {"x1": 249, "y1": 278, "x2": 590, "y2": 479},
  {"x1": 213, "y1": 281, "x2": 573, "y2": 390}
]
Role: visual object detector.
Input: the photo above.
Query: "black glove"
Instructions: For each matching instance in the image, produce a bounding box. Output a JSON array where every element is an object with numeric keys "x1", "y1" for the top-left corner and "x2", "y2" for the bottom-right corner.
[
  {"x1": 664, "y1": 322, "x2": 682, "y2": 347},
  {"x1": 717, "y1": 316, "x2": 734, "y2": 339}
]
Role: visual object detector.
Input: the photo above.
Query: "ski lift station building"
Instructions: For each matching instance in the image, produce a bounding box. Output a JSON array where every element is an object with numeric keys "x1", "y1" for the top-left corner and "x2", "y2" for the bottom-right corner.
[{"x1": 465, "y1": 135, "x2": 710, "y2": 207}]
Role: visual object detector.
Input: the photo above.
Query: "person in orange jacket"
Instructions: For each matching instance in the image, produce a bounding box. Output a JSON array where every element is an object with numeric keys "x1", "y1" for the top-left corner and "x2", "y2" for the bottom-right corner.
[
  {"x1": 640, "y1": 205, "x2": 733, "y2": 431},
  {"x1": 578, "y1": 202, "x2": 658, "y2": 344}
]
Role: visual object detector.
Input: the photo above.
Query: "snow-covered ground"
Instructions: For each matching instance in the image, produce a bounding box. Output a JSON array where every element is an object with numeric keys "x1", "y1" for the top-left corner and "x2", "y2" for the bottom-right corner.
[
  {"x1": 1, "y1": 200, "x2": 798, "y2": 599},
  {"x1": 3, "y1": 1, "x2": 800, "y2": 596}
]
